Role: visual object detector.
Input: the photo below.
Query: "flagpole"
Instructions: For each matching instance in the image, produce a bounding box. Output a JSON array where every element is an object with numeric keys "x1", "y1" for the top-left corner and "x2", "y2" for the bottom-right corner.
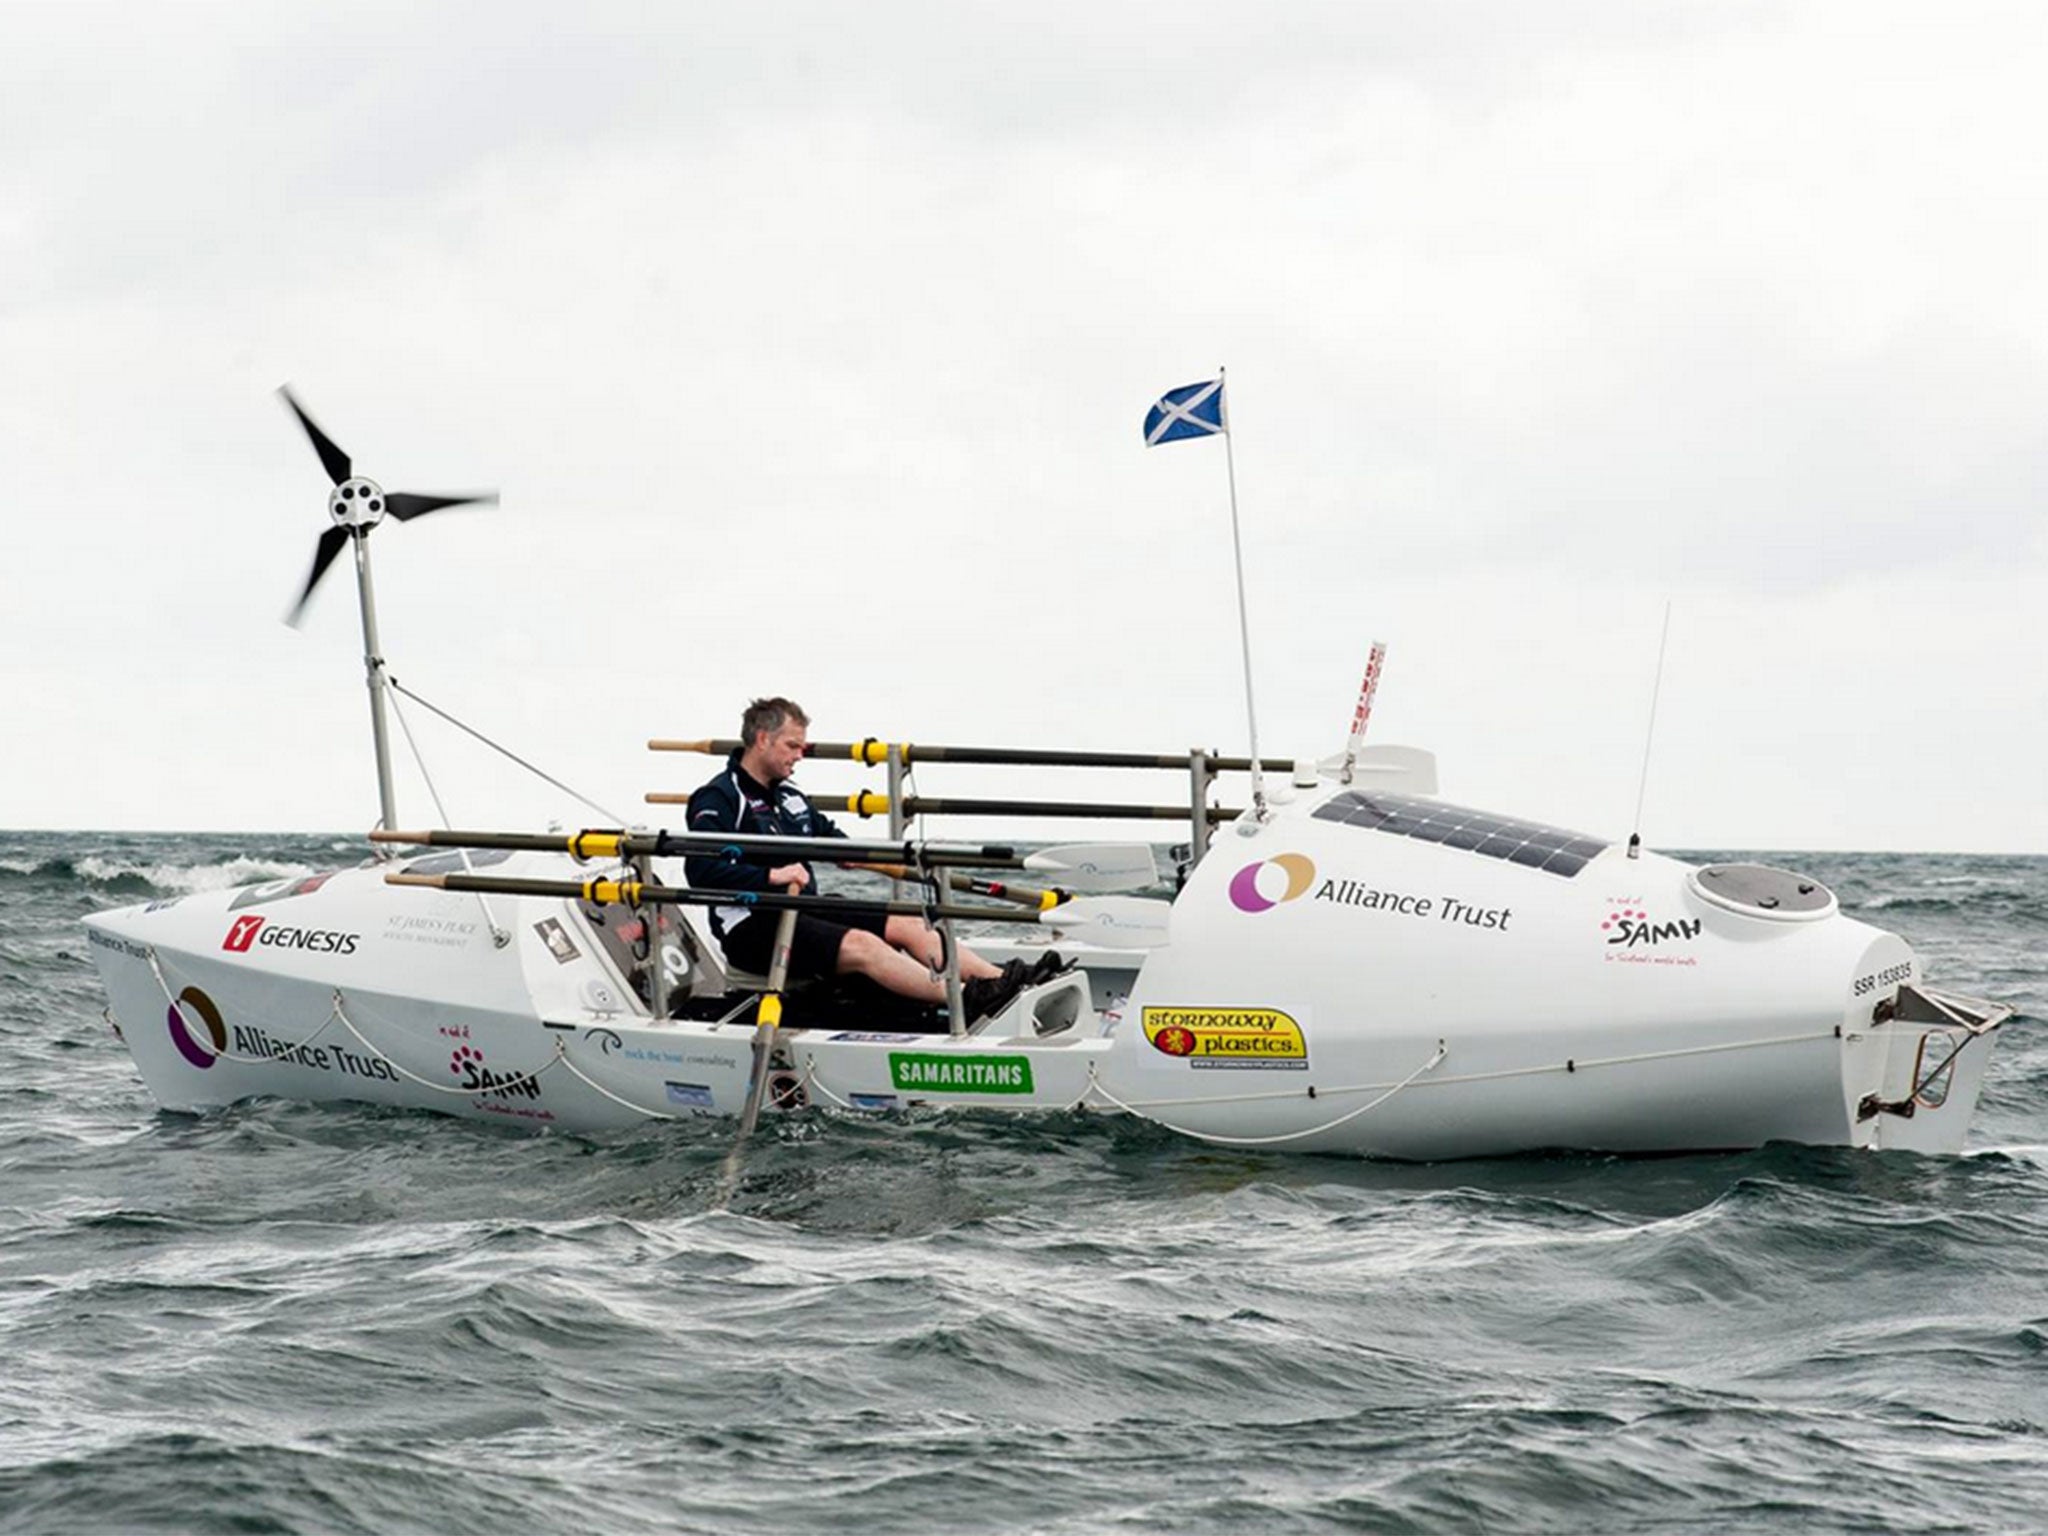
[{"x1": 1217, "y1": 367, "x2": 1269, "y2": 826}]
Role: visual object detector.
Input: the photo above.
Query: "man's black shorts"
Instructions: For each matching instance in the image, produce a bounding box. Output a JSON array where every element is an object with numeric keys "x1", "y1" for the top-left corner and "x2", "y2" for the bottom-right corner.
[{"x1": 719, "y1": 907, "x2": 890, "y2": 979}]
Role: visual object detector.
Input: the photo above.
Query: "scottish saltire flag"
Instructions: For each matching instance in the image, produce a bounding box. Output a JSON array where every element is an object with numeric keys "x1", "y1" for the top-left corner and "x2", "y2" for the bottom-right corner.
[{"x1": 1143, "y1": 378, "x2": 1227, "y2": 445}]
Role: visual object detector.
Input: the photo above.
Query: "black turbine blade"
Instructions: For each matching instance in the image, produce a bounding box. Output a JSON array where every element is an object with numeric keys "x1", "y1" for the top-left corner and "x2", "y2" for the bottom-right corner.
[
  {"x1": 385, "y1": 490, "x2": 499, "y2": 522},
  {"x1": 287, "y1": 526, "x2": 351, "y2": 626},
  {"x1": 277, "y1": 385, "x2": 352, "y2": 485}
]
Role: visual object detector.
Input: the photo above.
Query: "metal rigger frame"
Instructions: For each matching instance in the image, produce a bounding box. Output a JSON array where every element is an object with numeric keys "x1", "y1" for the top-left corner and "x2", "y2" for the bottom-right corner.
[{"x1": 640, "y1": 735, "x2": 1294, "y2": 1032}]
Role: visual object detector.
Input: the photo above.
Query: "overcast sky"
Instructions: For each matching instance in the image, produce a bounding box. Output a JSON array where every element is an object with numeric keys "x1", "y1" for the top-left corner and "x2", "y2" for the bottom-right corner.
[{"x1": 4, "y1": 1, "x2": 2043, "y2": 852}]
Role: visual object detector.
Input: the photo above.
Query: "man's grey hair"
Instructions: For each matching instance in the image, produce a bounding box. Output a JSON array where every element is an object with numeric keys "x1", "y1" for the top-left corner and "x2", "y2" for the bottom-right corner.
[{"x1": 741, "y1": 696, "x2": 809, "y2": 746}]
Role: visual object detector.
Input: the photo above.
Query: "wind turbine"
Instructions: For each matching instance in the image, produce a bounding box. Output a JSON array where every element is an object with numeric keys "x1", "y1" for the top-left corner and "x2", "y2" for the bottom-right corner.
[{"x1": 278, "y1": 385, "x2": 497, "y2": 834}]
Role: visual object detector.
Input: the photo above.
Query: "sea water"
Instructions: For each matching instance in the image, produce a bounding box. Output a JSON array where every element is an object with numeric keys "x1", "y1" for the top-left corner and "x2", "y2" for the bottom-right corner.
[{"x1": 2, "y1": 832, "x2": 2044, "y2": 1534}]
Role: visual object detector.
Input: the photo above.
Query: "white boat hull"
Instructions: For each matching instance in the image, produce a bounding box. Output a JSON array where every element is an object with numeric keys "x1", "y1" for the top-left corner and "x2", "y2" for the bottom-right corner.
[{"x1": 84, "y1": 782, "x2": 2011, "y2": 1159}]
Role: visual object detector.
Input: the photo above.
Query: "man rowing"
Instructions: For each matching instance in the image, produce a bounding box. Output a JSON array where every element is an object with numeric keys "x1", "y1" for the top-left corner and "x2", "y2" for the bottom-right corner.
[{"x1": 685, "y1": 697, "x2": 1054, "y2": 1021}]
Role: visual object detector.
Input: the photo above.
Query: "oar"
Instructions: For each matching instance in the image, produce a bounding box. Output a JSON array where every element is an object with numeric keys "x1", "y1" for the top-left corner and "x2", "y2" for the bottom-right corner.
[
  {"x1": 373, "y1": 828, "x2": 1160, "y2": 891},
  {"x1": 645, "y1": 791, "x2": 1245, "y2": 823},
  {"x1": 383, "y1": 868, "x2": 1158, "y2": 936},
  {"x1": 846, "y1": 842, "x2": 1157, "y2": 909},
  {"x1": 737, "y1": 906, "x2": 799, "y2": 1139},
  {"x1": 1037, "y1": 896, "x2": 1172, "y2": 950},
  {"x1": 371, "y1": 825, "x2": 1018, "y2": 867},
  {"x1": 649, "y1": 735, "x2": 1294, "y2": 774},
  {"x1": 847, "y1": 863, "x2": 1061, "y2": 909},
  {"x1": 713, "y1": 902, "x2": 799, "y2": 1207},
  {"x1": 1019, "y1": 842, "x2": 1158, "y2": 891}
]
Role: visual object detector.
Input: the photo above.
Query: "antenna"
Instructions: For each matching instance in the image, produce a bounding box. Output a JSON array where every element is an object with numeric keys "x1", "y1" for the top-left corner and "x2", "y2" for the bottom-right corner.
[
  {"x1": 1341, "y1": 640, "x2": 1388, "y2": 784},
  {"x1": 1627, "y1": 601, "x2": 1673, "y2": 860}
]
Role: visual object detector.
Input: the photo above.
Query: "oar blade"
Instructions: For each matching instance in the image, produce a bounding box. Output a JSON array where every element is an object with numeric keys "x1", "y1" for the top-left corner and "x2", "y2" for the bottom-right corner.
[
  {"x1": 1022, "y1": 842, "x2": 1160, "y2": 892},
  {"x1": 1040, "y1": 896, "x2": 1172, "y2": 950}
]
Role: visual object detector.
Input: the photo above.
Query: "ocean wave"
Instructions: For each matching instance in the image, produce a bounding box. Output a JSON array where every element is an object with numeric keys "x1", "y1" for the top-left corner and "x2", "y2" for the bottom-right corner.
[
  {"x1": 0, "y1": 856, "x2": 66, "y2": 880},
  {"x1": 1966, "y1": 1143, "x2": 2048, "y2": 1171},
  {"x1": 0, "y1": 853, "x2": 322, "y2": 897},
  {"x1": 1858, "y1": 893, "x2": 1961, "y2": 912},
  {"x1": 1853, "y1": 889, "x2": 2048, "y2": 927},
  {"x1": 0, "y1": 855, "x2": 153, "y2": 895},
  {"x1": 1861, "y1": 885, "x2": 2026, "y2": 908}
]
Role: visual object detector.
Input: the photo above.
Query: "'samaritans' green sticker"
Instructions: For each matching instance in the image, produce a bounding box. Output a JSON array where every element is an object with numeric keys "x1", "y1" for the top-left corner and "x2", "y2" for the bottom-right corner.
[{"x1": 887, "y1": 1053, "x2": 1035, "y2": 1095}]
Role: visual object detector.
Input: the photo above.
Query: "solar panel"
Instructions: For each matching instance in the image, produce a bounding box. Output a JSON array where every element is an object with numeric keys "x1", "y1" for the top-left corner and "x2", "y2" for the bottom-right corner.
[{"x1": 1311, "y1": 791, "x2": 1608, "y2": 878}]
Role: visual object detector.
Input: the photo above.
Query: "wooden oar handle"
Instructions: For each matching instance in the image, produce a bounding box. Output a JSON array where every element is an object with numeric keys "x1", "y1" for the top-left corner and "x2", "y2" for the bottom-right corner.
[
  {"x1": 842, "y1": 863, "x2": 1065, "y2": 911},
  {"x1": 844, "y1": 860, "x2": 913, "y2": 881}
]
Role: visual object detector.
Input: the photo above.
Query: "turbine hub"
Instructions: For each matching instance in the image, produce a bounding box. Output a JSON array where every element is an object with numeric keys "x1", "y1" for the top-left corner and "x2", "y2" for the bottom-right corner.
[{"x1": 328, "y1": 476, "x2": 387, "y2": 530}]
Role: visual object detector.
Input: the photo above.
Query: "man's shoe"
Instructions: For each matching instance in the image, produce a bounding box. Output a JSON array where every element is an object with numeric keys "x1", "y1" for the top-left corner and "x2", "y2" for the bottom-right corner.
[
  {"x1": 1027, "y1": 950, "x2": 1074, "y2": 982},
  {"x1": 963, "y1": 971, "x2": 1024, "y2": 1023}
]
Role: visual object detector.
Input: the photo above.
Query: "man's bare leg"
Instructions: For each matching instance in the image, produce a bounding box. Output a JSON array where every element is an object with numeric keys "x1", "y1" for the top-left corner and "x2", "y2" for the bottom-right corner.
[
  {"x1": 881, "y1": 914, "x2": 1003, "y2": 980},
  {"x1": 836, "y1": 928, "x2": 949, "y2": 1002}
]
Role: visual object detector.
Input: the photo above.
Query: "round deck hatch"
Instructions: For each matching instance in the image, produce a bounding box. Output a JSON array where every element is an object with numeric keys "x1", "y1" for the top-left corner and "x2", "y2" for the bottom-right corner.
[{"x1": 1689, "y1": 863, "x2": 1837, "y2": 922}]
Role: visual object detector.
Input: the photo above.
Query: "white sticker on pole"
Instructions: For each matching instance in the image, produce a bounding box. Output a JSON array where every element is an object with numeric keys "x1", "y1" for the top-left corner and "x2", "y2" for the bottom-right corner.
[{"x1": 1347, "y1": 641, "x2": 1388, "y2": 754}]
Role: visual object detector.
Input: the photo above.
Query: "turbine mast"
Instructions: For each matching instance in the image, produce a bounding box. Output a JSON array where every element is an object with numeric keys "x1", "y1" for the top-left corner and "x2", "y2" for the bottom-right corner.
[{"x1": 350, "y1": 528, "x2": 400, "y2": 833}]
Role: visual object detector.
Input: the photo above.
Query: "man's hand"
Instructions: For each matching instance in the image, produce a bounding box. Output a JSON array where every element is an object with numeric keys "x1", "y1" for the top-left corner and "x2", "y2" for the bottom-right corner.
[{"x1": 767, "y1": 863, "x2": 810, "y2": 893}]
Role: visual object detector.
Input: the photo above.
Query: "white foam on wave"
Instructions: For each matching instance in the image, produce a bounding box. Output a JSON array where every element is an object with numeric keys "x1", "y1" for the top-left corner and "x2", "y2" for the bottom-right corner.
[
  {"x1": 1863, "y1": 882, "x2": 2022, "y2": 911},
  {"x1": 1964, "y1": 1143, "x2": 2048, "y2": 1168},
  {"x1": 73, "y1": 854, "x2": 319, "y2": 893},
  {"x1": 1862, "y1": 892, "x2": 1957, "y2": 910}
]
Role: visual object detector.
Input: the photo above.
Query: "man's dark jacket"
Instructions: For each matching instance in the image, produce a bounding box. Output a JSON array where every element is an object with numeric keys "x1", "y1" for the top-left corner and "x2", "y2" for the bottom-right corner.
[{"x1": 683, "y1": 750, "x2": 846, "y2": 935}]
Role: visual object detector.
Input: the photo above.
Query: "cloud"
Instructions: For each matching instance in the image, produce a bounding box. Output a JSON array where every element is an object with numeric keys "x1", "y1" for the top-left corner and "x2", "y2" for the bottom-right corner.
[{"x1": 1, "y1": 0, "x2": 2042, "y2": 846}]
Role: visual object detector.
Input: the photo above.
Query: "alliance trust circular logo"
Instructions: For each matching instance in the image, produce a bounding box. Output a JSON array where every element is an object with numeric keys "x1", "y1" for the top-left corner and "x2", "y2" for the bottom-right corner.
[
  {"x1": 166, "y1": 985, "x2": 227, "y2": 1069},
  {"x1": 1228, "y1": 853, "x2": 1316, "y2": 913}
]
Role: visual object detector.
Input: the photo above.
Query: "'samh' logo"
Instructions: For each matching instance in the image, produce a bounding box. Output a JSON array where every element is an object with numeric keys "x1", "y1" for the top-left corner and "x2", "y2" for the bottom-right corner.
[
  {"x1": 1228, "y1": 853, "x2": 1316, "y2": 913},
  {"x1": 1601, "y1": 903, "x2": 1702, "y2": 950},
  {"x1": 223, "y1": 915, "x2": 265, "y2": 952}
]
